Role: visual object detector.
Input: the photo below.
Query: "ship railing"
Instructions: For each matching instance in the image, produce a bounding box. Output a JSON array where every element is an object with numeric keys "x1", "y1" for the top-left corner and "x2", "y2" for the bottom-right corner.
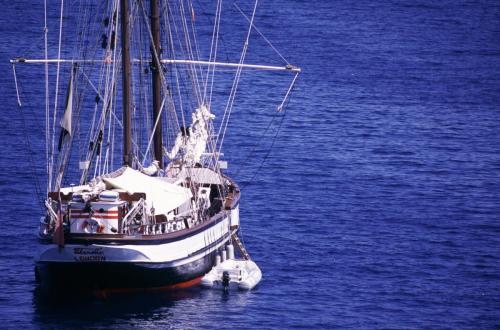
[
  {"x1": 125, "y1": 216, "x2": 200, "y2": 236},
  {"x1": 121, "y1": 198, "x2": 145, "y2": 234},
  {"x1": 38, "y1": 199, "x2": 60, "y2": 238},
  {"x1": 44, "y1": 199, "x2": 58, "y2": 224}
]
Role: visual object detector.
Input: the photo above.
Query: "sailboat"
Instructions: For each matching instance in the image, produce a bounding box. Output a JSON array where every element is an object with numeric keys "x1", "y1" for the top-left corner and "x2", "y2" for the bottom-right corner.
[{"x1": 10, "y1": 0, "x2": 300, "y2": 293}]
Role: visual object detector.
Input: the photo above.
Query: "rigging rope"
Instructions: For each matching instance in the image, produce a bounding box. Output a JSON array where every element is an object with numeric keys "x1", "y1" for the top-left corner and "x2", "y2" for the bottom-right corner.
[
  {"x1": 139, "y1": 0, "x2": 184, "y2": 154},
  {"x1": 179, "y1": 1, "x2": 201, "y2": 106},
  {"x1": 80, "y1": 0, "x2": 125, "y2": 183},
  {"x1": 12, "y1": 65, "x2": 44, "y2": 211},
  {"x1": 233, "y1": 3, "x2": 290, "y2": 65},
  {"x1": 166, "y1": 1, "x2": 189, "y2": 132},
  {"x1": 241, "y1": 72, "x2": 298, "y2": 188},
  {"x1": 44, "y1": 0, "x2": 50, "y2": 193},
  {"x1": 49, "y1": 0, "x2": 66, "y2": 192},
  {"x1": 242, "y1": 103, "x2": 288, "y2": 189},
  {"x1": 233, "y1": 71, "x2": 300, "y2": 179},
  {"x1": 207, "y1": 0, "x2": 222, "y2": 109},
  {"x1": 12, "y1": 64, "x2": 22, "y2": 107},
  {"x1": 143, "y1": 96, "x2": 167, "y2": 164},
  {"x1": 215, "y1": 0, "x2": 259, "y2": 160},
  {"x1": 278, "y1": 72, "x2": 300, "y2": 112}
]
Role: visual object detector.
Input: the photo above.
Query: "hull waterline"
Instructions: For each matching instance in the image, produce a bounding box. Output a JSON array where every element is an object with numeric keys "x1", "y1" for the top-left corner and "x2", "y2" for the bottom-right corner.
[
  {"x1": 35, "y1": 216, "x2": 236, "y2": 292},
  {"x1": 36, "y1": 250, "x2": 218, "y2": 292}
]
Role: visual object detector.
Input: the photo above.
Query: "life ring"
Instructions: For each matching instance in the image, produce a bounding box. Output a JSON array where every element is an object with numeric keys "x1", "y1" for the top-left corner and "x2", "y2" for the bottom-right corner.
[{"x1": 82, "y1": 219, "x2": 104, "y2": 233}]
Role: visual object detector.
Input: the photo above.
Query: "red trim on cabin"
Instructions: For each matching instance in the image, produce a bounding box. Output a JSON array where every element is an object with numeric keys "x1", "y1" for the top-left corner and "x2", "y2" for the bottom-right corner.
[
  {"x1": 71, "y1": 210, "x2": 119, "y2": 214},
  {"x1": 71, "y1": 216, "x2": 119, "y2": 220},
  {"x1": 70, "y1": 210, "x2": 120, "y2": 220}
]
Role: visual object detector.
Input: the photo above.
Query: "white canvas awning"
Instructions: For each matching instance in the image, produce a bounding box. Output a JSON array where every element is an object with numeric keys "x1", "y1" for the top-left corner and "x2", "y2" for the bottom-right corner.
[
  {"x1": 103, "y1": 167, "x2": 192, "y2": 215},
  {"x1": 167, "y1": 167, "x2": 225, "y2": 185}
]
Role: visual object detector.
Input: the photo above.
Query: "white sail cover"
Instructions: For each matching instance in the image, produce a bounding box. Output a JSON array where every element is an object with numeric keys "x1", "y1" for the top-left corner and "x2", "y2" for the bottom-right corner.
[{"x1": 103, "y1": 167, "x2": 192, "y2": 215}]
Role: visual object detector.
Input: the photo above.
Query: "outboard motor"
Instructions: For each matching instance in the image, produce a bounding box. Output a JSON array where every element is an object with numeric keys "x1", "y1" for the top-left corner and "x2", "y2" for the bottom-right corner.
[{"x1": 222, "y1": 271, "x2": 230, "y2": 289}]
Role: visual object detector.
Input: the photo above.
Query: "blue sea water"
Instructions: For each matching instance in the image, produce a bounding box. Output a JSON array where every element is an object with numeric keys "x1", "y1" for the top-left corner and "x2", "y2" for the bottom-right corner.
[{"x1": 1, "y1": 0, "x2": 500, "y2": 328}]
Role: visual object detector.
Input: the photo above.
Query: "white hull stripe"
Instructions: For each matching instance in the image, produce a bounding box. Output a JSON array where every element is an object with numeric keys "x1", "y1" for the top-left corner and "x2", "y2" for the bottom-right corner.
[{"x1": 36, "y1": 217, "x2": 233, "y2": 267}]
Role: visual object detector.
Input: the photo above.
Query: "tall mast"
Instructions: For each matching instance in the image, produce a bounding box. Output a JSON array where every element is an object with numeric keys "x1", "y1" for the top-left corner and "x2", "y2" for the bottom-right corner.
[
  {"x1": 120, "y1": 0, "x2": 133, "y2": 166},
  {"x1": 151, "y1": 0, "x2": 163, "y2": 168}
]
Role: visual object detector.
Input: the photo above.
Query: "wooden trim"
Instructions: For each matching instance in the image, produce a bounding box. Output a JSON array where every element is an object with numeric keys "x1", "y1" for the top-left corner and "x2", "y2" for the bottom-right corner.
[
  {"x1": 48, "y1": 192, "x2": 73, "y2": 201},
  {"x1": 119, "y1": 192, "x2": 146, "y2": 202}
]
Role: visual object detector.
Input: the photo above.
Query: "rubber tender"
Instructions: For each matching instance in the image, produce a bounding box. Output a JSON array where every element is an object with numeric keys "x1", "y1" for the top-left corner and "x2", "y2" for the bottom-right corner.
[{"x1": 201, "y1": 244, "x2": 262, "y2": 291}]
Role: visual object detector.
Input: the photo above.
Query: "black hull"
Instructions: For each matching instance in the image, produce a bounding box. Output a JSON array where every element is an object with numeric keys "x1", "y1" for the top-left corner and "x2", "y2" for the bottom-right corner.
[{"x1": 36, "y1": 251, "x2": 217, "y2": 293}]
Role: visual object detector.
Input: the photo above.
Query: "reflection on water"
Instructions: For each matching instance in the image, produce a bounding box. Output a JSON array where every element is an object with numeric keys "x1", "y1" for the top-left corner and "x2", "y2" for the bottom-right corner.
[{"x1": 32, "y1": 285, "x2": 251, "y2": 328}]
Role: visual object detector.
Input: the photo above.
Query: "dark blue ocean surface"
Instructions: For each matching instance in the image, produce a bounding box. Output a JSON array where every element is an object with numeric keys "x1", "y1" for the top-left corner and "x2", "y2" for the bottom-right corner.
[{"x1": 1, "y1": 0, "x2": 500, "y2": 328}]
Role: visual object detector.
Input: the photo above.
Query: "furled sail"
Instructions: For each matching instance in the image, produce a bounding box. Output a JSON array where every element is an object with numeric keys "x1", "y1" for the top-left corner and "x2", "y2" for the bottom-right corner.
[
  {"x1": 166, "y1": 105, "x2": 215, "y2": 166},
  {"x1": 58, "y1": 70, "x2": 73, "y2": 151}
]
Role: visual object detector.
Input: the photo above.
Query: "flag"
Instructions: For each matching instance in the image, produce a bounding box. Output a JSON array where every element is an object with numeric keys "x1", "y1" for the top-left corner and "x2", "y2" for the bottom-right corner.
[
  {"x1": 58, "y1": 70, "x2": 73, "y2": 151},
  {"x1": 191, "y1": 4, "x2": 195, "y2": 21}
]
